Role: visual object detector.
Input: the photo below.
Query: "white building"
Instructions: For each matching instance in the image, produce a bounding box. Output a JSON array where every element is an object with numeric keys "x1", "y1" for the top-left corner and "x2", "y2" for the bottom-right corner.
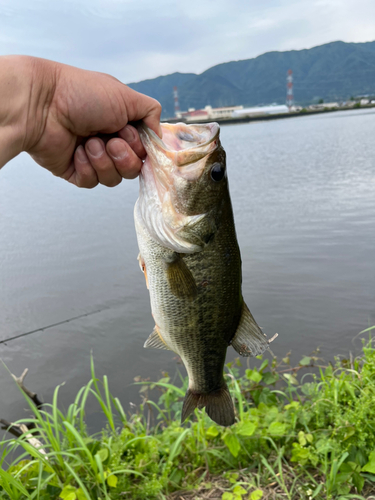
[
  {"x1": 204, "y1": 105, "x2": 243, "y2": 120},
  {"x1": 232, "y1": 105, "x2": 289, "y2": 118},
  {"x1": 309, "y1": 102, "x2": 339, "y2": 110},
  {"x1": 176, "y1": 105, "x2": 243, "y2": 122},
  {"x1": 176, "y1": 104, "x2": 291, "y2": 122}
]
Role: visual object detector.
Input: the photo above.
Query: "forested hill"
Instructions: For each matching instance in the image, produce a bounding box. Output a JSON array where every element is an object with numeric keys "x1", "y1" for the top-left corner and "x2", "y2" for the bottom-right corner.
[{"x1": 127, "y1": 41, "x2": 375, "y2": 118}]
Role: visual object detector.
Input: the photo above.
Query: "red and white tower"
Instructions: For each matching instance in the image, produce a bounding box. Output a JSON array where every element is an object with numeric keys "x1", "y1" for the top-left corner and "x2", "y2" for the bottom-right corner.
[
  {"x1": 286, "y1": 69, "x2": 293, "y2": 110},
  {"x1": 173, "y1": 86, "x2": 180, "y2": 117}
]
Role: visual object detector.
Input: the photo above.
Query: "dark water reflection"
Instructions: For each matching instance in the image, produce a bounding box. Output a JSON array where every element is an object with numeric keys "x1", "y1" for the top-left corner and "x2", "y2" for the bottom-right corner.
[{"x1": 1, "y1": 108, "x2": 374, "y2": 429}]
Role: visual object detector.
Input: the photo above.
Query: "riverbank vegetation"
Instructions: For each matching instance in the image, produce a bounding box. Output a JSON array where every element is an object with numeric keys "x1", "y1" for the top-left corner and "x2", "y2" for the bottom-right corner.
[{"x1": 1, "y1": 329, "x2": 375, "y2": 500}]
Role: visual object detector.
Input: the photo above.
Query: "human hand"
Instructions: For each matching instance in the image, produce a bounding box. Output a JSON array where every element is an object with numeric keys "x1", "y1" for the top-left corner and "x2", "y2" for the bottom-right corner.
[{"x1": 0, "y1": 56, "x2": 162, "y2": 188}]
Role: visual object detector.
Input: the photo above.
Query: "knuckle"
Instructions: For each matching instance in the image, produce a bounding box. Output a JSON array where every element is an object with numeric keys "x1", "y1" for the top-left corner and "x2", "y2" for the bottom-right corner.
[
  {"x1": 115, "y1": 155, "x2": 142, "y2": 179},
  {"x1": 124, "y1": 169, "x2": 140, "y2": 180},
  {"x1": 101, "y1": 177, "x2": 122, "y2": 188},
  {"x1": 90, "y1": 156, "x2": 113, "y2": 172},
  {"x1": 153, "y1": 99, "x2": 162, "y2": 113},
  {"x1": 78, "y1": 176, "x2": 98, "y2": 189}
]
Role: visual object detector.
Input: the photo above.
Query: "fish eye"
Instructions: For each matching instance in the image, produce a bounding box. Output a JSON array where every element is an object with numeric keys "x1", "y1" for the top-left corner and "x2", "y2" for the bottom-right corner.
[{"x1": 210, "y1": 163, "x2": 225, "y2": 182}]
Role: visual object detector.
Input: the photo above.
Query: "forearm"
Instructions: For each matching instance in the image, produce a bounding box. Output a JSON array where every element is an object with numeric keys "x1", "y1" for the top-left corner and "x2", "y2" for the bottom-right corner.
[{"x1": 0, "y1": 56, "x2": 55, "y2": 168}]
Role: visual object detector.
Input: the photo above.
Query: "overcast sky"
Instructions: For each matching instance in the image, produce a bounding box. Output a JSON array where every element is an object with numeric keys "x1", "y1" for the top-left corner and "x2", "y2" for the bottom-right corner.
[{"x1": 1, "y1": 0, "x2": 374, "y2": 84}]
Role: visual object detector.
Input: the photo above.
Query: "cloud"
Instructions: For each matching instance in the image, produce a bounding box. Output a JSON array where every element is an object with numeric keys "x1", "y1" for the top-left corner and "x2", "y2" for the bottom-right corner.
[{"x1": 0, "y1": 0, "x2": 374, "y2": 83}]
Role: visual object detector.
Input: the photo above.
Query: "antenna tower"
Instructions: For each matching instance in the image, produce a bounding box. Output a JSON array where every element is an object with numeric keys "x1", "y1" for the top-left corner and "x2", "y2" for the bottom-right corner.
[
  {"x1": 286, "y1": 69, "x2": 293, "y2": 110},
  {"x1": 173, "y1": 86, "x2": 180, "y2": 116}
]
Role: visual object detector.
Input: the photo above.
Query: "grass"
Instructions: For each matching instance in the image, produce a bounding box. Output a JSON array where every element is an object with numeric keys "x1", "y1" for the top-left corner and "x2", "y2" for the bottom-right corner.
[{"x1": 1, "y1": 329, "x2": 375, "y2": 499}]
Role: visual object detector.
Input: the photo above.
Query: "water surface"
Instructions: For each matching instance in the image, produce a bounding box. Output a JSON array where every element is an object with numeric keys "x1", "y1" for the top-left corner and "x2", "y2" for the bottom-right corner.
[{"x1": 1, "y1": 108, "x2": 374, "y2": 427}]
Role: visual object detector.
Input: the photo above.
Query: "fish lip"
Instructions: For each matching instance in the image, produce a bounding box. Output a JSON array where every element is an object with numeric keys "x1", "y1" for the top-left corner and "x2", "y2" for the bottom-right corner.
[{"x1": 138, "y1": 122, "x2": 220, "y2": 166}]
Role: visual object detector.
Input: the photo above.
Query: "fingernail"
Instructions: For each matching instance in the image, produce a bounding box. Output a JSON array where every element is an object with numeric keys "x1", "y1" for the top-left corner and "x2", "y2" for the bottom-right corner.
[
  {"x1": 75, "y1": 145, "x2": 88, "y2": 162},
  {"x1": 122, "y1": 126, "x2": 135, "y2": 143},
  {"x1": 107, "y1": 139, "x2": 128, "y2": 160},
  {"x1": 86, "y1": 139, "x2": 103, "y2": 157}
]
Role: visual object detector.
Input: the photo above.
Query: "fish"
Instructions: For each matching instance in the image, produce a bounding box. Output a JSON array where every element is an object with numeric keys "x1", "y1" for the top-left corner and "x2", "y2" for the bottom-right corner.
[{"x1": 134, "y1": 122, "x2": 277, "y2": 427}]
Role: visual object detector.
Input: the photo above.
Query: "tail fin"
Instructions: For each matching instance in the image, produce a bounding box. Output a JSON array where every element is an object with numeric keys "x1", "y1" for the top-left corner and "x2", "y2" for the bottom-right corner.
[{"x1": 181, "y1": 383, "x2": 235, "y2": 427}]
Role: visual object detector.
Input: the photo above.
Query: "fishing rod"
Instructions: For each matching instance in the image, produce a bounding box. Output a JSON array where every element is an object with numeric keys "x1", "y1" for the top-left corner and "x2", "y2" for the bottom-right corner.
[{"x1": 0, "y1": 307, "x2": 108, "y2": 345}]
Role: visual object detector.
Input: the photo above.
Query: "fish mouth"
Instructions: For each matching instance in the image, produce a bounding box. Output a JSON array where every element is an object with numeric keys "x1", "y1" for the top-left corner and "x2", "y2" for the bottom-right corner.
[
  {"x1": 138, "y1": 122, "x2": 220, "y2": 167},
  {"x1": 137, "y1": 122, "x2": 222, "y2": 253},
  {"x1": 138, "y1": 121, "x2": 221, "y2": 205}
]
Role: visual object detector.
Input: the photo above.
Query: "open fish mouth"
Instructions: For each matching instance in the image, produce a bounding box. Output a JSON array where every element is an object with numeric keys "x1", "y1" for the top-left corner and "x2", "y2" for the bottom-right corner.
[
  {"x1": 136, "y1": 122, "x2": 222, "y2": 254},
  {"x1": 138, "y1": 122, "x2": 220, "y2": 167}
]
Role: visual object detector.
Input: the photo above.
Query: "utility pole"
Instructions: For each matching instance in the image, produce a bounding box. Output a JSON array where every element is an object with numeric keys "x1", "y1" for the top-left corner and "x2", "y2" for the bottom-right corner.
[
  {"x1": 173, "y1": 86, "x2": 180, "y2": 117},
  {"x1": 286, "y1": 70, "x2": 293, "y2": 110}
]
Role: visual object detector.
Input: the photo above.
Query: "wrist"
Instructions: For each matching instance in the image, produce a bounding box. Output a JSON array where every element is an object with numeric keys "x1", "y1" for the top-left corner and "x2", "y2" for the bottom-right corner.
[{"x1": 0, "y1": 56, "x2": 57, "y2": 167}]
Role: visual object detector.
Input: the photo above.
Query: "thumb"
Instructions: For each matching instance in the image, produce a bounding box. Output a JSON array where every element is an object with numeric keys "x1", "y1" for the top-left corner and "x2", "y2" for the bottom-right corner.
[{"x1": 125, "y1": 86, "x2": 162, "y2": 138}]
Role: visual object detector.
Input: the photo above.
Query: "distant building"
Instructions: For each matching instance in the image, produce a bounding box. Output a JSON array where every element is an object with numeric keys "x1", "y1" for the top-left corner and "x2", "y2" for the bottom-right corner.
[
  {"x1": 309, "y1": 102, "x2": 339, "y2": 110},
  {"x1": 175, "y1": 103, "x2": 292, "y2": 122},
  {"x1": 232, "y1": 105, "x2": 289, "y2": 118},
  {"x1": 205, "y1": 105, "x2": 244, "y2": 119},
  {"x1": 177, "y1": 108, "x2": 209, "y2": 121},
  {"x1": 176, "y1": 105, "x2": 243, "y2": 122}
]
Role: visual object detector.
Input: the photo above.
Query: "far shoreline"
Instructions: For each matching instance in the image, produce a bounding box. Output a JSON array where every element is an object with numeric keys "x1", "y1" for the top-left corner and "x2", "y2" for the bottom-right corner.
[{"x1": 162, "y1": 103, "x2": 375, "y2": 126}]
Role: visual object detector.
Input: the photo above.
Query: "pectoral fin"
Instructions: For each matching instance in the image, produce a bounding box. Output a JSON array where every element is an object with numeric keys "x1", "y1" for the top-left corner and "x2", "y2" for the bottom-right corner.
[
  {"x1": 231, "y1": 301, "x2": 278, "y2": 357},
  {"x1": 164, "y1": 254, "x2": 197, "y2": 300},
  {"x1": 144, "y1": 326, "x2": 171, "y2": 350}
]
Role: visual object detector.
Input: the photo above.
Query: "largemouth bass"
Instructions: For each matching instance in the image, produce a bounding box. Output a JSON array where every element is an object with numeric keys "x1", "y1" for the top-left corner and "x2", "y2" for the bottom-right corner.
[{"x1": 134, "y1": 122, "x2": 276, "y2": 426}]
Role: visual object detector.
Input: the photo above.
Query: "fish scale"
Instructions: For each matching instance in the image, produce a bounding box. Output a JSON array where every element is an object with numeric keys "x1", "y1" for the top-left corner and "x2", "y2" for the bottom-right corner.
[{"x1": 134, "y1": 122, "x2": 277, "y2": 426}]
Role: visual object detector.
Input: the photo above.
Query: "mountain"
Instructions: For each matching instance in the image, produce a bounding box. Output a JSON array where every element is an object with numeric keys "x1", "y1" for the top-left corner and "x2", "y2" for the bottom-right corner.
[{"x1": 127, "y1": 41, "x2": 375, "y2": 118}]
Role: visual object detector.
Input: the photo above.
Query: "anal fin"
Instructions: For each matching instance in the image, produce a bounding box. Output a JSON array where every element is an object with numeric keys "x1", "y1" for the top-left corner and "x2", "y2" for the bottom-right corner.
[
  {"x1": 144, "y1": 326, "x2": 170, "y2": 350},
  {"x1": 164, "y1": 253, "x2": 197, "y2": 300},
  {"x1": 231, "y1": 301, "x2": 278, "y2": 357}
]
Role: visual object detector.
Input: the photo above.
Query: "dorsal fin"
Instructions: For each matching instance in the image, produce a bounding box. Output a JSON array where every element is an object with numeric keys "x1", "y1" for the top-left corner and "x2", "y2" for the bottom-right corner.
[{"x1": 231, "y1": 301, "x2": 278, "y2": 357}]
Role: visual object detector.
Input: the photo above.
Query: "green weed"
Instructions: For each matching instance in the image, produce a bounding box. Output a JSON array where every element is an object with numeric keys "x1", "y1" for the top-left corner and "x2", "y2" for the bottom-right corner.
[{"x1": 1, "y1": 335, "x2": 375, "y2": 499}]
